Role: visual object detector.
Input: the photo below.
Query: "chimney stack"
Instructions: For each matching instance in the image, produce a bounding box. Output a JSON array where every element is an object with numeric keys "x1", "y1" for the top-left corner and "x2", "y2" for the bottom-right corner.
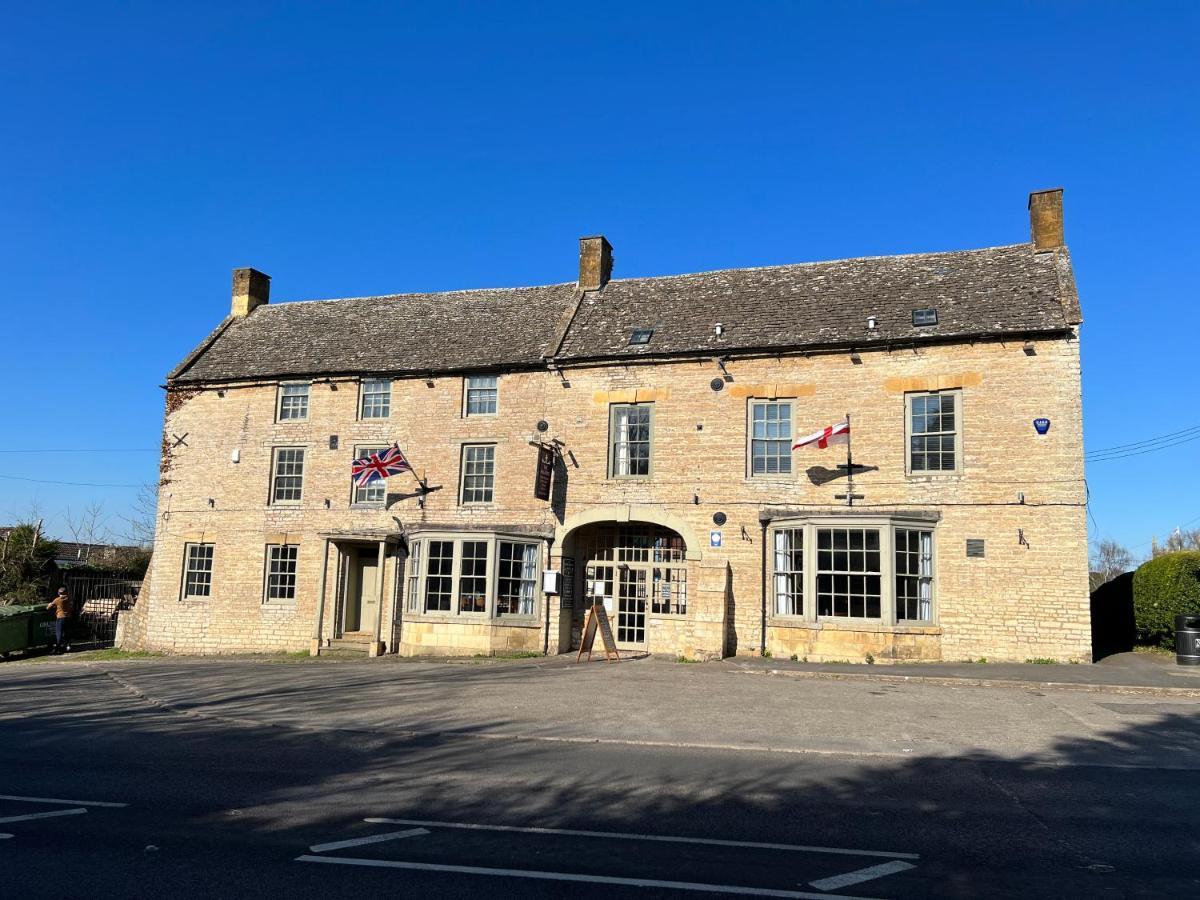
[
  {"x1": 1028, "y1": 189, "x2": 1064, "y2": 252},
  {"x1": 231, "y1": 268, "x2": 270, "y2": 318},
  {"x1": 578, "y1": 236, "x2": 613, "y2": 291}
]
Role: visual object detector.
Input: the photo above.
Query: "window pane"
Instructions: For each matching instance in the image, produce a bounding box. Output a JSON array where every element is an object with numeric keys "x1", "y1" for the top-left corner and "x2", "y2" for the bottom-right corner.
[
  {"x1": 910, "y1": 392, "x2": 958, "y2": 473},
  {"x1": 772, "y1": 528, "x2": 803, "y2": 616},
  {"x1": 183, "y1": 544, "x2": 214, "y2": 598},
  {"x1": 461, "y1": 445, "x2": 496, "y2": 503},
  {"x1": 896, "y1": 528, "x2": 934, "y2": 621},
  {"x1": 466, "y1": 375, "x2": 498, "y2": 415},
  {"x1": 278, "y1": 383, "x2": 309, "y2": 420},
  {"x1": 459, "y1": 541, "x2": 488, "y2": 613},
  {"x1": 354, "y1": 447, "x2": 387, "y2": 504},
  {"x1": 360, "y1": 379, "x2": 391, "y2": 419},
  {"x1": 272, "y1": 448, "x2": 305, "y2": 503},
  {"x1": 424, "y1": 541, "x2": 454, "y2": 612},
  {"x1": 266, "y1": 545, "x2": 298, "y2": 601},
  {"x1": 816, "y1": 528, "x2": 881, "y2": 619},
  {"x1": 612, "y1": 404, "x2": 652, "y2": 477}
]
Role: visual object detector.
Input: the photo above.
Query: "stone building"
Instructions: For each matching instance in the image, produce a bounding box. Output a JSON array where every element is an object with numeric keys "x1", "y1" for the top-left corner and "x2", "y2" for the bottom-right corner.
[{"x1": 119, "y1": 189, "x2": 1090, "y2": 662}]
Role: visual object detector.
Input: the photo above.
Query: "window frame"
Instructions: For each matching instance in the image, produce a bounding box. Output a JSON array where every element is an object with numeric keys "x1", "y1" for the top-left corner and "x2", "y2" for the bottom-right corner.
[
  {"x1": 263, "y1": 543, "x2": 300, "y2": 604},
  {"x1": 459, "y1": 443, "x2": 497, "y2": 505},
  {"x1": 895, "y1": 527, "x2": 936, "y2": 623},
  {"x1": 276, "y1": 382, "x2": 311, "y2": 422},
  {"x1": 463, "y1": 375, "x2": 499, "y2": 417},
  {"x1": 351, "y1": 444, "x2": 389, "y2": 507},
  {"x1": 608, "y1": 402, "x2": 654, "y2": 480},
  {"x1": 406, "y1": 532, "x2": 542, "y2": 622},
  {"x1": 767, "y1": 517, "x2": 938, "y2": 628},
  {"x1": 180, "y1": 542, "x2": 215, "y2": 601},
  {"x1": 748, "y1": 399, "x2": 795, "y2": 479},
  {"x1": 359, "y1": 378, "x2": 392, "y2": 420},
  {"x1": 905, "y1": 389, "x2": 963, "y2": 476},
  {"x1": 269, "y1": 446, "x2": 306, "y2": 505}
]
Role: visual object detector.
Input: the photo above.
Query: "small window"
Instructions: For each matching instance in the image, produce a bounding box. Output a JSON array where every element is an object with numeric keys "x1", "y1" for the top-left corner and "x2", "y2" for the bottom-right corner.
[
  {"x1": 772, "y1": 528, "x2": 804, "y2": 616},
  {"x1": 895, "y1": 529, "x2": 934, "y2": 621},
  {"x1": 353, "y1": 446, "x2": 387, "y2": 505},
  {"x1": 464, "y1": 375, "x2": 498, "y2": 416},
  {"x1": 497, "y1": 542, "x2": 538, "y2": 616},
  {"x1": 628, "y1": 328, "x2": 653, "y2": 345},
  {"x1": 458, "y1": 540, "x2": 489, "y2": 613},
  {"x1": 460, "y1": 445, "x2": 496, "y2": 504},
  {"x1": 751, "y1": 401, "x2": 793, "y2": 476},
  {"x1": 912, "y1": 308, "x2": 938, "y2": 327},
  {"x1": 270, "y1": 448, "x2": 305, "y2": 504},
  {"x1": 816, "y1": 528, "x2": 881, "y2": 619},
  {"x1": 360, "y1": 379, "x2": 391, "y2": 419},
  {"x1": 406, "y1": 540, "x2": 422, "y2": 612},
  {"x1": 424, "y1": 540, "x2": 454, "y2": 612},
  {"x1": 277, "y1": 383, "x2": 310, "y2": 421},
  {"x1": 610, "y1": 403, "x2": 652, "y2": 478},
  {"x1": 182, "y1": 543, "x2": 214, "y2": 599},
  {"x1": 265, "y1": 544, "x2": 299, "y2": 602},
  {"x1": 908, "y1": 391, "x2": 960, "y2": 473},
  {"x1": 651, "y1": 566, "x2": 687, "y2": 616}
]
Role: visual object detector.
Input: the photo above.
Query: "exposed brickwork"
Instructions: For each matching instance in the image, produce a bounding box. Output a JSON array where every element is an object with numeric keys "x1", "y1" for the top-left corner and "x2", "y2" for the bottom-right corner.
[{"x1": 127, "y1": 333, "x2": 1089, "y2": 662}]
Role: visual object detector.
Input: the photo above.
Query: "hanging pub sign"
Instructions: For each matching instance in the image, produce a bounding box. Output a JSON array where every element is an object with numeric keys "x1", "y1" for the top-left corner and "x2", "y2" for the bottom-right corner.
[
  {"x1": 1033, "y1": 418, "x2": 1051, "y2": 435},
  {"x1": 534, "y1": 444, "x2": 555, "y2": 500}
]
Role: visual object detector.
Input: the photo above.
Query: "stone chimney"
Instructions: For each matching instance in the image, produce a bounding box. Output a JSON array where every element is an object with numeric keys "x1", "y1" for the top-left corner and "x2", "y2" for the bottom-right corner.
[
  {"x1": 578, "y1": 236, "x2": 613, "y2": 291},
  {"x1": 1028, "y1": 189, "x2": 1064, "y2": 252},
  {"x1": 231, "y1": 268, "x2": 270, "y2": 318}
]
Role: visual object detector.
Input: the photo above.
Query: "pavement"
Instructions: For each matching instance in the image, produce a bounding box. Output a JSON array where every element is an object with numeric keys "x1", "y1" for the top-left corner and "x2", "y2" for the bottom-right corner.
[{"x1": 1, "y1": 652, "x2": 1198, "y2": 898}]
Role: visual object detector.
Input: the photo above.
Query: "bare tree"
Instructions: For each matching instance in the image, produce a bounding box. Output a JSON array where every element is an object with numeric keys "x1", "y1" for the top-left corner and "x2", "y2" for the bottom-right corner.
[
  {"x1": 1090, "y1": 538, "x2": 1135, "y2": 590},
  {"x1": 63, "y1": 502, "x2": 113, "y2": 564},
  {"x1": 120, "y1": 484, "x2": 159, "y2": 548}
]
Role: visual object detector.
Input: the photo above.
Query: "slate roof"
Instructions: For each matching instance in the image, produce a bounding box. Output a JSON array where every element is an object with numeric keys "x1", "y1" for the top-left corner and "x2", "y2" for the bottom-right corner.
[{"x1": 170, "y1": 242, "x2": 1080, "y2": 384}]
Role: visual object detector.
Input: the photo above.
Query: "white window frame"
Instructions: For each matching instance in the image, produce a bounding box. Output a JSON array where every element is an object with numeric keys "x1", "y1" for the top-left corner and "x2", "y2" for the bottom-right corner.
[
  {"x1": 906, "y1": 389, "x2": 963, "y2": 475},
  {"x1": 181, "y1": 542, "x2": 215, "y2": 600},
  {"x1": 460, "y1": 444, "x2": 496, "y2": 505},
  {"x1": 895, "y1": 528, "x2": 935, "y2": 622},
  {"x1": 463, "y1": 375, "x2": 498, "y2": 416},
  {"x1": 407, "y1": 532, "x2": 542, "y2": 621},
  {"x1": 767, "y1": 517, "x2": 938, "y2": 627},
  {"x1": 276, "y1": 382, "x2": 310, "y2": 422},
  {"x1": 609, "y1": 403, "x2": 653, "y2": 479},
  {"x1": 772, "y1": 527, "x2": 803, "y2": 617},
  {"x1": 264, "y1": 544, "x2": 299, "y2": 604},
  {"x1": 359, "y1": 378, "x2": 392, "y2": 420},
  {"x1": 749, "y1": 399, "x2": 794, "y2": 478},
  {"x1": 352, "y1": 445, "x2": 388, "y2": 506},
  {"x1": 270, "y1": 447, "x2": 306, "y2": 505}
]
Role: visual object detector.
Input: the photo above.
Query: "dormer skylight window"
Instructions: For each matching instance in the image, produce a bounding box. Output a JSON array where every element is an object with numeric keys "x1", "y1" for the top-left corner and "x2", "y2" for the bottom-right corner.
[
  {"x1": 912, "y1": 308, "x2": 938, "y2": 327},
  {"x1": 629, "y1": 328, "x2": 653, "y2": 346}
]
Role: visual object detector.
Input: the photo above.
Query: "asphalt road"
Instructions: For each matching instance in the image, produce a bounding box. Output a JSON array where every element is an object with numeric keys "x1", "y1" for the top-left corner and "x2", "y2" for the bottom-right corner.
[{"x1": 1, "y1": 656, "x2": 1198, "y2": 899}]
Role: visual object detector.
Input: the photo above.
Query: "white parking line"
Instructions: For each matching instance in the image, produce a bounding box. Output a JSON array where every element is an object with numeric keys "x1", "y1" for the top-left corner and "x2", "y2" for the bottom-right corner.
[
  {"x1": 0, "y1": 808, "x2": 88, "y2": 825},
  {"x1": 363, "y1": 817, "x2": 919, "y2": 860},
  {"x1": 811, "y1": 861, "x2": 917, "y2": 891},
  {"x1": 0, "y1": 794, "x2": 128, "y2": 808},
  {"x1": 296, "y1": 855, "x2": 881, "y2": 900},
  {"x1": 310, "y1": 827, "x2": 429, "y2": 853},
  {"x1": 0, "y1": 833, "x2": 11, "y2": 840}
]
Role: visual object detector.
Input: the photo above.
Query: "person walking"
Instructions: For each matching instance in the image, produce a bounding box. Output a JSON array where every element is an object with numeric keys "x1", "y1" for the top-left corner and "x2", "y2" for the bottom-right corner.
[{"x1": 46, "y1": 587, "x2": 72, "y2": 655}]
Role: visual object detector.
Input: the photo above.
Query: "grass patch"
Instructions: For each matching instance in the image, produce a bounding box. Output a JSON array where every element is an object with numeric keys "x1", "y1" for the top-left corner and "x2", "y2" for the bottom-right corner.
[
  {"x1": 1134, "y1": 644, "x2": 1175, "y2": 658},
  {"x1": 472, "y1": 651, "x2": 543, "y2": 660},
  {"x1": 1025, "y1": 657, "x2": 1058, "y2": 665},
  {"x1": 675, "y1": 655, "x2": 701, "y2": 664}
]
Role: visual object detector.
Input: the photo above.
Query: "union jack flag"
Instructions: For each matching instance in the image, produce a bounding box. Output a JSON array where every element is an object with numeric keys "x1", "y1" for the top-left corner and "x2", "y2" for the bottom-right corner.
[
  {"x1": 352, "y1": 443, "x2": 413, "y2": 488},
  {"x1": 792, "y1": 419, "x2": 850, "y2": 450}
]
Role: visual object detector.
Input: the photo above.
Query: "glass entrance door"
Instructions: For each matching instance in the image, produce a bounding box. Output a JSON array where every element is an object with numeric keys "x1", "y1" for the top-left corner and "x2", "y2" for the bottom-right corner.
[{"x1": 616, "y1": 567, "x2": 647, "y2": 647}]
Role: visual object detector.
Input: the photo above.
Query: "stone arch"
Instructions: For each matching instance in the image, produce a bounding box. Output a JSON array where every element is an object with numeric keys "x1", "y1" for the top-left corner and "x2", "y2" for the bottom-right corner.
[{"x1": 553, "y1": 504, "x2": 704, "y2": 561}]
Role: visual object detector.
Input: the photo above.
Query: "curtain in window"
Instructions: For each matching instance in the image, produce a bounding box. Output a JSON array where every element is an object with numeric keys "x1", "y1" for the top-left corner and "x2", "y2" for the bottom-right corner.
[
  {"x1": 774, "y1": 530, "x2": 791, "y2": 615},
  {"x1": 519, "y1": 543, "x2": 538, "y2": 615},
  {"x1": 918, "y1": 531, "x2": 933, "y2": 620},
  {"x1": 614, "y1": 406, "x2": 631, "y2": 474}
]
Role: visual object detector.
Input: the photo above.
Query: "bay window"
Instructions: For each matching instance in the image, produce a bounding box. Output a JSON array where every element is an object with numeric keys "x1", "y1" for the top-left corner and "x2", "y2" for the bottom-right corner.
[{"x1": 405, "y1": 533, "x2": 542, "y2": 619}]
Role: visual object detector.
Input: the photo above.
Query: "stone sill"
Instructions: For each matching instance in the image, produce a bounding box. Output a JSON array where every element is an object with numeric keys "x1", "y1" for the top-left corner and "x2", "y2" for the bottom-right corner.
[
  {"x1": 405, "y1": 615, "x2": 541, "y2": 629},
  {"x1": 770, "y1": 619, "x2": 941, "y2": 636}
]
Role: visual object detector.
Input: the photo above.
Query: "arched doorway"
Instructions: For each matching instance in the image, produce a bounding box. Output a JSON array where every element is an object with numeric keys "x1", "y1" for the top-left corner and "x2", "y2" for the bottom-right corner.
[{"x1": 568, "y1": 522, "x2": 689, "y2": 650}]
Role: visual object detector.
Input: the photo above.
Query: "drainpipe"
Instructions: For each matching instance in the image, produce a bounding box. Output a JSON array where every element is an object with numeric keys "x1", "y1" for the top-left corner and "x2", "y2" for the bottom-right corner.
[
  {"x1": 760, "y1": 518, "x2": 768, "y2": 655},
  {"x1": 310, "y1": 538, "x2": 331, "y2": 657}
]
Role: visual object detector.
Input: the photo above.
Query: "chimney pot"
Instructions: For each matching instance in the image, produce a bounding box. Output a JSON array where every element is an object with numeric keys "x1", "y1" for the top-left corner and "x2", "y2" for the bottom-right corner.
[
  {"x1": 1027, "y1": 189, "x2": 1064, "y2": 252},
  {"x1": 578, "y1": 236, "x2": 613, "y2": 291},
  {"x1": 231, "y1": 268, "x2": 270, "y2": 318}
]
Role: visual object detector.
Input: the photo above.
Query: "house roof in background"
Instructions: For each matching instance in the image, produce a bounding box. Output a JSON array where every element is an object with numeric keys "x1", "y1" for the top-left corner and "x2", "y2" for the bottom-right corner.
[{"x1": 169, "y1": 242, "x2": 1080, "y2": 384}]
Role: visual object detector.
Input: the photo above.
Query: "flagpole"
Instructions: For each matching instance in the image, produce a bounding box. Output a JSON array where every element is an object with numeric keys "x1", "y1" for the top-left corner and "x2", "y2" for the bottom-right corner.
[{"x1": 845, "y1": 412, "x2": 853, "y2": 508}]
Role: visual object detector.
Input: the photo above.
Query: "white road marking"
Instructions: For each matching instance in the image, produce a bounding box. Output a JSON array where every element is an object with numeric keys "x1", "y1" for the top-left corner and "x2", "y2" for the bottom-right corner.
[
  {"x1": 810, "y1": 860, "x2": 917, "y2": 891},
  {"x1": 0, "y1": 808, "x2": 88, "y2": 825},
  {"x1": 296, "y1": 854, "x2": 880, "y2": 899},
  {"x1": 310, "y1": 827, "x2": 429, "y2": 853},
  {"x1": 0, "y1": 794, "x2": 128, "y2": 808},
  {"x1": 0, "y1": 833, "x2": 11, "y2": 840},
  {"x1": 364, "y1": 817, "x2": 918, "y2": 860}
]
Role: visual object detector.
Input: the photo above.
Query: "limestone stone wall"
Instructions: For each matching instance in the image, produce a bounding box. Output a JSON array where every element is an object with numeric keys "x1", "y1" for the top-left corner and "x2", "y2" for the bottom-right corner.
[{"x1": 128, "y1": 331, "x2": 1089, "y2": 661}]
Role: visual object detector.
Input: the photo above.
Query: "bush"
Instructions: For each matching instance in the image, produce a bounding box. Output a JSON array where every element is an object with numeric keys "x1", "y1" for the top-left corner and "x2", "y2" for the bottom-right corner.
[{"x1": 1132, "y1": 551, "x2": 1200, "y2": 648}]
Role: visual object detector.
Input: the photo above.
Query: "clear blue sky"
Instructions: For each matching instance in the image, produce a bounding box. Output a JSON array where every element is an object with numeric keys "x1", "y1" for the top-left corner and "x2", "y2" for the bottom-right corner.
[{"x1": 1, "y1": 2, "x2": 1196, "y2": 555}]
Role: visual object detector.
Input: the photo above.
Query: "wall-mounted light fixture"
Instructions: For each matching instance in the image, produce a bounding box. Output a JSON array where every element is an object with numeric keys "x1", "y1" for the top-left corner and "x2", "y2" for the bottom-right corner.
[
  {"x1": 1022, "y1": 342, "x2": 1036, "y2": 356},
  {"x1": 207, "y1": 498, "x2": 215, "y2": 508},
  {"x1": 713, "y1": 322, "x2": 724, "y2": 338},
  {"x1": 850, "y1": 352, "x2": 863, "y2": 365},
  {"x1": 866, "y1": 316, "x2": 878, "y2": 331}
]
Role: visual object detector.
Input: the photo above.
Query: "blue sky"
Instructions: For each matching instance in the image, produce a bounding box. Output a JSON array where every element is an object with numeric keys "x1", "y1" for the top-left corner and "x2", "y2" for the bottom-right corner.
[{"x1": 0, "y1": 2, "x2": 1196, "y2": 554}]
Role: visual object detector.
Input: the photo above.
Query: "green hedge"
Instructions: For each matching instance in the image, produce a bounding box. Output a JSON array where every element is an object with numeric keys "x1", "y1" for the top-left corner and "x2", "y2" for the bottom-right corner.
[{"x1": 1132, "y1": 551, "x2": 1200, "y2": 648}]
